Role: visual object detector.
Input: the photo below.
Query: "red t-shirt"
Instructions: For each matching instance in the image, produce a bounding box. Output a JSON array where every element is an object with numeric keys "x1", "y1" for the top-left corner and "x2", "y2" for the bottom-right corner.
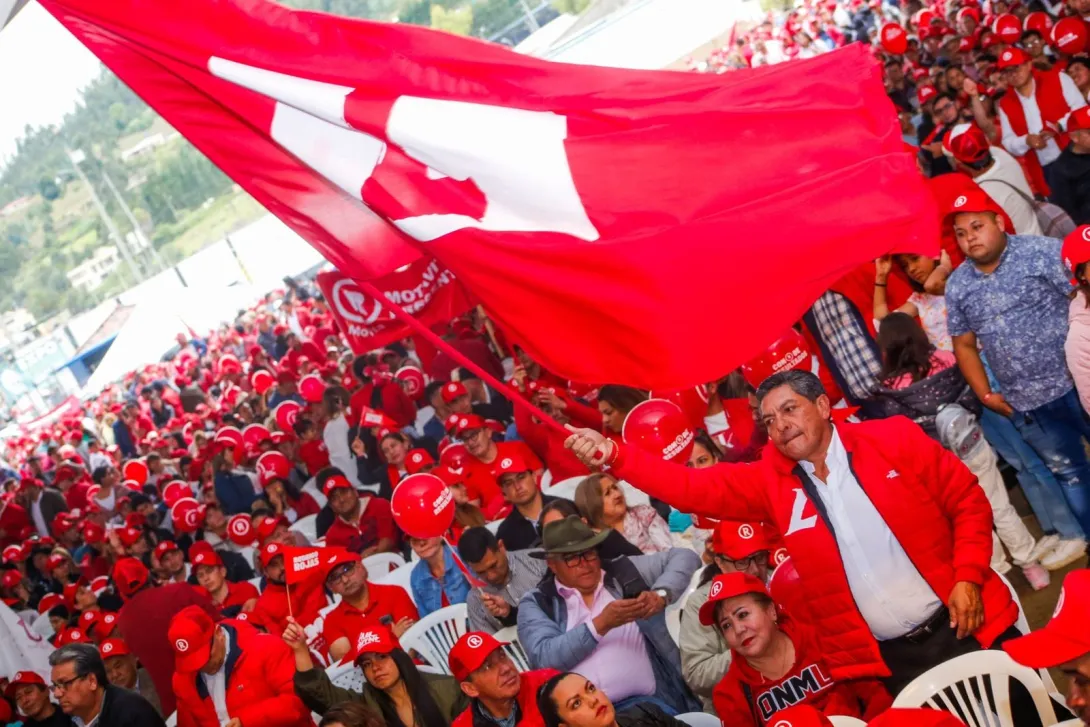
[
  {"x1": 212, "y1": 580, "x2": 260, "y2": 612},
  {"x1": 485, "y1": 441, "x2": 544, "y2": 480},
  {"x1": 321, "y1": 581, "x2": 418, "y2": 648},
  {"x1": 298, "y1": 440, "x2": 330, "y2": 476},
  {"x1": 324, "y1": 496, "x2": 398, "y2": 553}
]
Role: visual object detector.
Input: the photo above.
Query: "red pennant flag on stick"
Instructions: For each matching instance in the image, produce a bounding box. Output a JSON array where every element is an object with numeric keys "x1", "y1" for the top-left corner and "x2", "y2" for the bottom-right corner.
[
  {"x1": 282, "y1": 545, "x2": 325, "y2": 587},
  {"x1": 41, "y1": 0, "x2": 938, "y2": 389}
]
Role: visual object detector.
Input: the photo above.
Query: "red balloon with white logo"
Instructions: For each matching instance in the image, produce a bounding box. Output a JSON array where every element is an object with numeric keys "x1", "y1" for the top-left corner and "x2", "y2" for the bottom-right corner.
[
  {"x1": 251, "y1": 369, "x2": 275, "y2": 395},
  {"x1": 171, "y1": 497, "x2": 205, "y2": 534},
  {"x1": 621, "y1": 399, "x2": 696, "y2": 463},
  {"x1": 215, "y1": 426, "x2": 243, "y2": 448},
  {"x1": 299, "y1": 374, "x2": 326, "y2": 404},
  {"x1": 162, "y1": 480, "x2": 191, "y2": 508},
  {"x1": 879, "y1": 23, "x2": 908, "y2": 54},
  {"x1": 1024, "y1": 11, "x2": 1052, "y2": 35},
  {"x1": 227, "y1": 514, "x2": 256, "y2": 546},
  {"x1": 390, "y1": 473, "x2": 456, "y2": 539},
  {"x1": 122, "y1": 459, "x2": 148, "y2": 487},
  {"x1": 256, "y1": 451, "x2": 292, "y2": 486},
  {"x1": 768, "y1": 555, "x2": 807, "y2": 620},
  {"x1": 740, "y1": 328, "x2": 813, "y2": 390},
  {"x1": 395, "y1": 366, "x2": 427, "y2": 401},
  {"x1": 993, "y1": 13, "x2": 1022, "y2": 44},
  {"x1": 274, "y1": 400, "x2": 303, "y2": 432},
  {"x1": 242, "y1": 424, "x2": 272, "y2": 458},
  {"x1": 1053, "y1": 16, "x2": 1088, "y2": 54},
  {"x1": 649, "y1": 385, "x2": 709, "y2": 432}
]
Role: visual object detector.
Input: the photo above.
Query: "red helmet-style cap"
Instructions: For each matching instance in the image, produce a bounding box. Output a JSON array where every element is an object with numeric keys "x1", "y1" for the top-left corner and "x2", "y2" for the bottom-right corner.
[
  {"x1": 440, "y1": 381, "x2": 468, "y2": 404},
  {"x1": 1004, "y1": 569, "x2": 1090, "y2": 667},
  {"x1": 404, "y1": 449, "x2": 436, "y2": 475},
  {"x1": 448, "y1": 632, "x2": 506, "y2": 681},
  {"x1": 944, "y1": 186, "x2": 1006, "y2": 228},
  {"x1": 98, "y1": 637, "x2": 131, "y2": 659},
  {"x1": 168, "y1": 605, "x2": 217, "y2": 673},
  {"x1": 711, "y1": 521, "x2": 774, "y2": 561},
  {"x1": 339, "y1": 626, "x2": 399, "y2": 666},
  {"x1": 698, "y1": 572, "x2": 770, "y2": 626},
  {"x1": 996, "y1": 45, "x2": 1031, "y2": 69}
]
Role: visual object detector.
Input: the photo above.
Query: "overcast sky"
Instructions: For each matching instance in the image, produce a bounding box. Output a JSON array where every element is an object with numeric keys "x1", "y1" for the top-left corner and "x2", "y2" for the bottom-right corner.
[{"x1": 0, "y1": 1, "x2": 103, "y2": 165}]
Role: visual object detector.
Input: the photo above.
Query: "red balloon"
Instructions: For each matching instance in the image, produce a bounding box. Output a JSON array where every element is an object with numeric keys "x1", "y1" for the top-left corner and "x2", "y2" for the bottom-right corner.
[
  {"x1": 395, "y1": 366, "x2": 426, "y2": 400},
  {"x1": 740, "y1": 329, "x2": 813, "y2": 390},
  {"x1": 879, "y1": 23, "x2": 908, "y2": 55},
  {"x1": 122, "y1": 459, "x2": 148, "y2": 487},
  {"x1": 1053, "y1": 17, "x2": 1088, "y2": 54},
  {"x1": 256, "y1": 451, "x2": 292, "y2": 487},
  {"x1": 242, "y1": 424, "x2": 272, "y2": 457},
  {"x1": 227, "y1": 514, "x2": 256, "y2": 546},
  {"x1": 768, "y1": 555, "x2": 806, "y2": 619},
  {"x1": 214, "y1": 426, "x2": 243, "y2": 447},
  {"x1": 390, "y1": 473, "x2": 456, "y2": 539},
  {"x1": 251, "y1": 369, "x2": 275, "y2": 395},
  {"x1": 621, "y1": 399, "x2": 696, "y2": 463},
  {"x1": 274, "y1": 401, "x2": 303, "y2": 432},
  {"x1": 993, "y1": 13, "x2": 1022, "y2": 43},
  {"x1": 912, "y1": 8, "x2": 936, "y2": 28},
  {"x1": 171, "y1": 497, "x2": 204, "y2": 534},
  {"x1": 299, "y1": 374, "x2": 326, "y2": 403},
  {"x1": 218, "y1": 354, "x2": 242, "y2": 377},
  {"x1": 162, "y1": 480, "x2": 191, "y2": 508},
  {"x1": 649, "y1": 385, "x2": 709, "y2": 433},
  {"x1": 1024, "y1": 11, "x2": 1052, "y2": 35}
]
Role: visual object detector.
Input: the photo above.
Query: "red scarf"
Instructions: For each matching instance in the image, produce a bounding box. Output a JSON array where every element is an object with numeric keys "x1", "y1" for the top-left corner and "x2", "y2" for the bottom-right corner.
[{"x1": 999, "y1": 69, "x2": 1073, "y2": 196}]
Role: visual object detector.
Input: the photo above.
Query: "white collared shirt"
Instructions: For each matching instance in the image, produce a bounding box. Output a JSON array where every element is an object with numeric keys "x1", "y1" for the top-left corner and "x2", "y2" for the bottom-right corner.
[
  {"x1": 800, "y1": 429, "x2": 942, "y2": 640},
  {"x1": 200, "y1": 627, "x2": 231, "y2": 724},
  {"x1": 999, "y1": 73, "x2": 1087, "y2": 166}
]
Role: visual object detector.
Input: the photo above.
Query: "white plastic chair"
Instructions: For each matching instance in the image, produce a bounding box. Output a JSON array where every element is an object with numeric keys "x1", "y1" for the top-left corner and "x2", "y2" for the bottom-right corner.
[
  {"x1": 540, "y1": 470, "x2": 554, "y2": 490},
  {"x1": 326, "y1": 662, "x2": 367, "y2": 693},
  {"x1": 31, "y1": 612, "x2": 54, "y2": 639},
  {"x1": 398, "y1": 603, "x2": 468, "y2": 674},
  {"x1": 362, "y1": 551, "x2": 406, "y2": 576},
  {"x1": 289, "y1": 514, "x2": 318, "y2": 543},
  {"x1": 542, "y1": 477, "x2": 649, "y2": 508},
  {"x1": 892, "y1": 651, "x2": 1059, "y2": 727},
  {"x1": 828, "y1": 717, "x2": 867, "y2": 727},
  {"x1": 165, "y1": 712, "x2": 177, "y2": 727},
  {"x1": 373, "y1": 562, "x2": 416, "y2": 605},
  {"x1": 674, "y1": 712, "x2": 720, "y2": 727},
  {"x1": 995, "y1": 570, "x2": 1063, "y2": 702},
  {"x1": 485, "y1": 520, "x2": 502, "y2": 534},
  {"x1": 301, "y1": 477, "x2": 327, "y2": 509},
  {"x1": 493, "y1": 625, "x2": 532, "y2": 672}
]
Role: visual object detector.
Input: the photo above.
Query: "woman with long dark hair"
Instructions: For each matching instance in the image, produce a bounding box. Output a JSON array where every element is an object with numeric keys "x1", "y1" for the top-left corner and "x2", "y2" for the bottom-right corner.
[
  {"x1": 537, "y1": 672, "x2": 686, "y2": 727},
  {"x1": 284, "y1": 619, "x2": 467, "y2": 725}
]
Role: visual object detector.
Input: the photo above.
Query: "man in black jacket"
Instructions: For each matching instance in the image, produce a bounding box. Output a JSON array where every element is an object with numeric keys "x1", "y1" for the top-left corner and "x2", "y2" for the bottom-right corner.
[
  {"x1": 1049, "y1": 107, "x2": 1090, "y2": 224},
  {"x1": 7, "y1": 671, "x2": 72, "y2": 727},
  {"x1": 49, "y1": 643, "x2": 165, "y2": 727},
  {"x1": 16, "y1": 477, "x2": 68, "y2": 538}
]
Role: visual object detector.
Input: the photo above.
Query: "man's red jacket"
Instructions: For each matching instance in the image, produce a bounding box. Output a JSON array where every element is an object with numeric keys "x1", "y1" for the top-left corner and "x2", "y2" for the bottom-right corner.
[
  {"x1": 173, "y1": 620, "x2": 313, "y2": 727},
  {"x1": 452, "y1": 668, "x2": 558, "y2": 727},
  {"x1": 610, "y1": 416, "x2": 1017, "y2": 681}
]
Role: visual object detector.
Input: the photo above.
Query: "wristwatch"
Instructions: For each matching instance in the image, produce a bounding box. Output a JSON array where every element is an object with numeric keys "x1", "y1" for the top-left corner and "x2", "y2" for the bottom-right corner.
[{"x1": 654, "y1": 588, "x2": 669, "y2": 603}]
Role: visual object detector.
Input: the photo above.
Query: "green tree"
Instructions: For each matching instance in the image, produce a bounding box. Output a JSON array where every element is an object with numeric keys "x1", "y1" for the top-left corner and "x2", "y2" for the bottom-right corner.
[
  {"x1": 431, "y1": 3, "x2": 473, "y2": 33},
  {"x1": 550, "y1": 0, "x2": 590, "y2": 12}
]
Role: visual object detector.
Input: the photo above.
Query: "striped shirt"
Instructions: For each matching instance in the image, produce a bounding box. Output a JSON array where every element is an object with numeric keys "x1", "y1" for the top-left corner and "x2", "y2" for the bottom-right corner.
[{"x1": 466, "y1": 549, "x2": 548, "y2": 633}]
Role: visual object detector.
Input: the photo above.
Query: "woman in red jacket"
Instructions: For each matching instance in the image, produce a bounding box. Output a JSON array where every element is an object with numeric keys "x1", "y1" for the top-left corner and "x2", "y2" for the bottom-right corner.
[{"x1": 703, "y1": 573, "x2": 891, "y2": 727}]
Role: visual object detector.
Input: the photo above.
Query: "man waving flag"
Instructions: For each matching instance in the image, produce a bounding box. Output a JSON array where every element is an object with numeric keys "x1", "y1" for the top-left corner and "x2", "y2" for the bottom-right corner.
[{"x1": 39, "y1": 0, "x2": 938, "y2": 388}]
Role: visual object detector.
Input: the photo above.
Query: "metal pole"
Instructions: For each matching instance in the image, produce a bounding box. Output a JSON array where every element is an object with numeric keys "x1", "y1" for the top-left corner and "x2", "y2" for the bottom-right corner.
[
  {"x1": 518, "y1": 0, "x2": 541, "y2": 30},
  {"x1": 100, "y1": 168, "x2": 169, "y2": 273},
  {"x1": 66, "y1": 149, "x2": 143, "y2": 284}
]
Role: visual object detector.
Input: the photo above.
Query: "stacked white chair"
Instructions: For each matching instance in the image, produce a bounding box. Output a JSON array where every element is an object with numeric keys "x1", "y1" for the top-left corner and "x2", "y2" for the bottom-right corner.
[
  {"x1": 362, "y1": 551, "x2": 406, "y2": 576},
  {"x1": 289, "y1": 514, "x2": 318, "y2": 543},
  {"x1": 493, "y1": 626, "x2": 532, "y2": 672},
  {"x1": 398, "y1": 603, "x2": 468, "y2": 675}
]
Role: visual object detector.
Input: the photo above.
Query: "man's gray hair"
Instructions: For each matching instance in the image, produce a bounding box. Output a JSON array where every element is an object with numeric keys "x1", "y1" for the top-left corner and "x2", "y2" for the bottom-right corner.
[
  {"x1": 754, "y1": 369, "x2": 827, "y2": 407},
  {"x1": 49, "y1": 643, "x2": 107, "y2": 688}
]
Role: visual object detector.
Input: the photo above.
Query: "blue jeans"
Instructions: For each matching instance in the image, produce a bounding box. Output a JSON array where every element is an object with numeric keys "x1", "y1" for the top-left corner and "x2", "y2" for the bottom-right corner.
[
  {"x1": 612, "y1": 695, "x2": 678, "y2": 717},
  {"x1": 1011, "y1": 388, "x2": 1090, "y2": 537},
  {"x1": 980, "y1": 408, "x2": 1085, "y2": 539}
]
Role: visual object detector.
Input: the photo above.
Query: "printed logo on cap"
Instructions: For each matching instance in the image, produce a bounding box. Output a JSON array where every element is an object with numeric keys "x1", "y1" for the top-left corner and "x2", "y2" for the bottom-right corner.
[
  {"x1": 175, "y1": 638, "x2": 189, "y2": 652},
  {"x1": 103, "y1": 614, "x2": 116, "y2": 624},
  {"x1": 102, "y1": 642, "x2": 114, "y2": 654},
  {"x1": 13, "y1": 672, "x2": 26, "y2": 681},
  {"x1": 1054, "y1": 587, "x2": 1066, "y2": 618},
  {"x1": 1002, "y1": 50, "x2": 1012, "y2": 61},
  {"x1": 500, "y1": 458, "x2": 513, "y2": 469},
  {"x1": 357, "y1": 631, "x2": 382, "y2": 650},
  {"x1": 773, "y1": 548, "x2": 789, "y2": 565},
  {"x1": 773, "y1": 721, "x2": 793, "y2": 727},
  {"x1": 709, "y1": 580, "x2": 724, "y2": 599},
  {"x1": 194, "y1": 553, "x2": 209, "y2": 565},
  {"x1": 411, "y1": 453, "x2": 424, "y2": 464},
  {"x1": 72, "y1": 631, "x2": 82, "y2": 640},
  {"x1": 230, "y1": 518, "x2": 250, "y2": 536},
  {"x1": 954, "y1": 195, "x2": 968, "y2": 207},
  {"x1": 467, "y1": 634, "x2": 484, "y2": 648},
  {"x1": 446, "y1": 383, "x2": 458, "y2": 393},
  {"x1": 738, "y1": 524, "x2": 755, "y2": 540},
  {"x1": 1083, "y1": 228, "x2": 1090, "y2": 242},
  {"x1": 327, "y1": 554, "x2": 338, "y2": 564},
  {"x1": 459, "y1": 418, "x2": 468, "y2": 428},
  {"x1": 265, "y1": 544, "x2": 278, "y2": 554}
]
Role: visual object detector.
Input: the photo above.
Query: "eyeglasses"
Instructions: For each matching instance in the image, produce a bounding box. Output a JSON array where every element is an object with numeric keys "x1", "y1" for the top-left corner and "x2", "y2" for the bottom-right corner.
[
  {"x1": 50, "y1": 674, "x2": 87, "y2": 693},
  {"x1": 715, "y1": 551, "x2": 769, "y2": 572},
  {"x1": 553, "y1": 550, "x2": 600, "y2": 568},
  {"x1": 325, "y1": 562, "x2": 357, "y2": 587}
]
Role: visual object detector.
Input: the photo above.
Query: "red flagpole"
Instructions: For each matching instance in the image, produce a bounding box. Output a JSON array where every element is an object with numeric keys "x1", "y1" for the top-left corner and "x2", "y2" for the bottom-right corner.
[{"x1": 354, "y1": 280, "x2": 569, "y2": 436}]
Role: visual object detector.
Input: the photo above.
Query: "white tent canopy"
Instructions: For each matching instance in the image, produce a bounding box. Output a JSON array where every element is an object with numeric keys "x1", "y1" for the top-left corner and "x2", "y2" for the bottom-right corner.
[{"x1": 81, "y1": 284, "x2": 262, "y2": 395}]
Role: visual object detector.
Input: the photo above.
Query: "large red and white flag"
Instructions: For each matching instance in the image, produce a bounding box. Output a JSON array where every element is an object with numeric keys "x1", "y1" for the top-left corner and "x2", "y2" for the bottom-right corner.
[
  {"x1": 40, "y1": 0, "x2": 938, "y2": 389},
  {"x1": 316, "y1": 258, "x2": 474, "y2": 354}
]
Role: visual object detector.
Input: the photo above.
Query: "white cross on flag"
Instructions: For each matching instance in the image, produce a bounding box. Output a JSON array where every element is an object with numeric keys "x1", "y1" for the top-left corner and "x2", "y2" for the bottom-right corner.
[{"x1": 40, "y1": 0, "x2": 938, "y2": 388}]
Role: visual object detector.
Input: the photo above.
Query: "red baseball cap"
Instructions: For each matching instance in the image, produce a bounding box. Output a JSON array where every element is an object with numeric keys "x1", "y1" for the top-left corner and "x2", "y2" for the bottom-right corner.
[
  {"x1": 710, "y1": 521, "x2": 773, "y2": 560},
  {"x1": 1, "y1": 570, "x2": 21, "y2": 589},
  {"x1": 259, "y1": 541, "x2": 285, "y2": 567},
  {"x1": 37, "y1": 593, "x2": 63, "y2": 614},
  {"x1": 63, "y1": 578, "x2": 88, "y2": 606},
  {"x1": 46, "y1": 553, "x2": 68, "y2": 572},
  {"x1": 90, "y1": 611, "x2": 119, "y2": 639},
  {"x1": 944, "y1": 187, "x2": 1005, "y2": 227},
  {"x1": 319, "y1": 549, "x2": 362, "y2": 582},
  {"x1": 405, "y1": 449, "x2": 436, "y2": 475},
  {"x1": 1068, "y1": 106, "x2": 1090, "y2": 134},
  {"x1": 82, "y1": 521, "x2": 106, "y2": 545},
  {"x1": 452, "y1": 414, "x2": 487, "y2": 436},
  {"x1": 339, "y1": 626, "x2": 399, "y2": 666},
  {"x1": 78, "y1": 609, "x2": 100, "y2": 632},
  {"x1": 943, "y1": 123, "x2": 991, "y2": 164},
  {"x1": 112, "y1": 557, "x2": 149, "y2": 600},
  {"x1": 917, "y1": 84, "x2": 937, "y2": 106},
  {"x1": 153, "y1": 541, "x2": 180, "y2": 560},
  {"x1": 1, "y1": 545, "x2": 25, "y2": 564},
  {"x1": 494, "y1": 453, "x2": 533, "y2": 481},
  {"x1": 116, "y1": 526, "x2": 143, "y2": 548},
  {"x1": 256, "y1": 515, "x2": 288, "y2": 543},
  {"x1": 190, "y1": 543, "x2": 224, "y2": 569},
  {"x1": 55, "y1": 627, "x2": 91, "y2": 647},
  {"x1": 1063, "y1": 226, "x2": 1090, "y2": 284},
  {"x1": 996, "y1": 46, "x2": 1030, "y2": 69},
  {"x1": 698, "y1": 572, "x2": 770, "y2": 626},
  {"x1": 169, "y1": 605, "x2": 217, "y2": 673},
  {"x1": 99, "y1": 637, "x2": 131, "y2": 659},
  {"x1": 448, "y1": 631, "x2": 506, "y2": 681},
  {"x1": 441, "y1": 381, "x2": 469, "y2": 403},
  {"x1": 867, "y1": 709, "x2": 966, "y2": 727},
  {"x1": 322, "y1": 473, "x2": 355, "y2": 498},
  {"x1": 4, "y1": 671, "x2": 46, "y2": 698},
  {"x1": 1004, "y1": 569, "x2": 1090, "y2": 668}
]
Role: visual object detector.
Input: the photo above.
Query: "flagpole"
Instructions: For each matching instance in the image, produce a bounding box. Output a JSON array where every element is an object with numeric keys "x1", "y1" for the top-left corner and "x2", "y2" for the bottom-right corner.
[{"x1": 354, "y1": 281, "x2": 570, "y2": 436}]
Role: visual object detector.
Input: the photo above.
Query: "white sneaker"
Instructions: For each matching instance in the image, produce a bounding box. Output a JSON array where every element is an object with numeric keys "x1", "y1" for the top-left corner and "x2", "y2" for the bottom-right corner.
[
  {"x1": 1029, "y1": 534, "x2": 1061, "y2": 563},
  {"x1": 1041, "y1": 538, "x2": 1087, "y2": 571},
  {"x1": 1021, "y1": 563, "x2": 1051, "y2": 591}
]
